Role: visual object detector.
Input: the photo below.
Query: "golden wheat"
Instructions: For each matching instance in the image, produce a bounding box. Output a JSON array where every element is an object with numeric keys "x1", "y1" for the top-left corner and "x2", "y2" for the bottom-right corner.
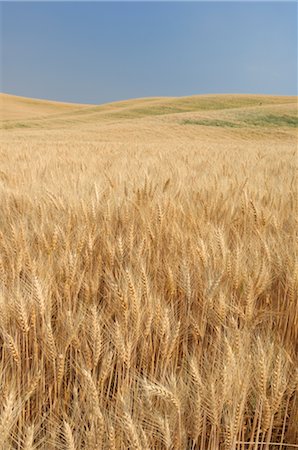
[{"x1": 0, "y1": 93, "x2": 297, "y2": 449}]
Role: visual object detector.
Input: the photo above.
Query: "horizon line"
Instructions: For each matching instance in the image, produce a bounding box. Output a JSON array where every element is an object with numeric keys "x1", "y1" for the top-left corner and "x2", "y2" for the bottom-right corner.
[{"x1": 1, "y1": 91, "x2": 297, "y2": 107}]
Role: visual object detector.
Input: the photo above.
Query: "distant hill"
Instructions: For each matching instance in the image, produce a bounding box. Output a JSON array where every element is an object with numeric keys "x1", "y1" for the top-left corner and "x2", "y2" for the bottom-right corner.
[{"x1": 1, "y1": 92, "x2": 297, "y2": 134}]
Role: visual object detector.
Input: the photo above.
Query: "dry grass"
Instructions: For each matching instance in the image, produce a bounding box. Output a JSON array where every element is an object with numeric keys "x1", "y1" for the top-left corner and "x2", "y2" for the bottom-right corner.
[{"x1": 0, "y1": 93, "x2": 297, "y2": 449}]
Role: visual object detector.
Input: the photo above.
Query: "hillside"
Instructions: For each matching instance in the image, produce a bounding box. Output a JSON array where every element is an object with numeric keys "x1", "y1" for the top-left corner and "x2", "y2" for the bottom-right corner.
[{"x1": 1, "y1": 93, "x2": 297, "y2": 136}]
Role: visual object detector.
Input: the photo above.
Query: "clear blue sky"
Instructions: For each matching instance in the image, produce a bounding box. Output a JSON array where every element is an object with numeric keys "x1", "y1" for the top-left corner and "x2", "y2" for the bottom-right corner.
[{"x1": 1, "y1": 2, "x2": 297, "y2": 104}]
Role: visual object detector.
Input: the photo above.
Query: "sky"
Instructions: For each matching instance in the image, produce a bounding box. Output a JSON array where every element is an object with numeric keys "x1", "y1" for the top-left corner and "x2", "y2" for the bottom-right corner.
[{"x1": 1, "y1": 2, "x2": 297, "y2": 104}]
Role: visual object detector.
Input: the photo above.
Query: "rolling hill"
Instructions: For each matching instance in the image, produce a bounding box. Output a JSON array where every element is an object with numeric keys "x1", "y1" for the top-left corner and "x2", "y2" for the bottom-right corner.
[{"x1": 1, "y1": 92, "x2": 297, "y2": 135}]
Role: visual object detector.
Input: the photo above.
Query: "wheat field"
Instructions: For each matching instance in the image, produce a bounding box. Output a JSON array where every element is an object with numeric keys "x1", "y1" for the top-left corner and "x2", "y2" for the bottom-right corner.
[{"x1": 0, "y1": 93, "x2": 297, "y2": 449}]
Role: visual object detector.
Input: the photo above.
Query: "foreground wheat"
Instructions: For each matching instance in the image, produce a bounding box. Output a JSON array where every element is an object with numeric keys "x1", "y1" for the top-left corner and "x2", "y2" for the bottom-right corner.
[{"x1": 0, "y1": 116, "x2": 297, "y2": 449}]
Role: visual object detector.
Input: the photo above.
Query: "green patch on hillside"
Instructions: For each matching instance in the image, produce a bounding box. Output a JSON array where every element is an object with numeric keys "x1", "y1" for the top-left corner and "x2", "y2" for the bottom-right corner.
[
  {"x1": 181, "y1": 114, "x2": 298, "y2": 129},
  {"x1": 242, "y1": 114, "x2": 298, "y2": 128},
  {"x1": 1, "y1": 122, "x2": 33, "y2": 130},
  {"x1": 129, "y1": 105, "x2": 184, "y2": 116},
  {"x1": 181, "y1": 119, "x2": 240, "y2": 128}
]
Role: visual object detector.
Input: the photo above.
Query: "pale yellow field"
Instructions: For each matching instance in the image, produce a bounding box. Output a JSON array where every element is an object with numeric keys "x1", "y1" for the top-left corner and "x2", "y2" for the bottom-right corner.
[{"x1": 0, "y1": 93, "x2": 297, "y2": 449}]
